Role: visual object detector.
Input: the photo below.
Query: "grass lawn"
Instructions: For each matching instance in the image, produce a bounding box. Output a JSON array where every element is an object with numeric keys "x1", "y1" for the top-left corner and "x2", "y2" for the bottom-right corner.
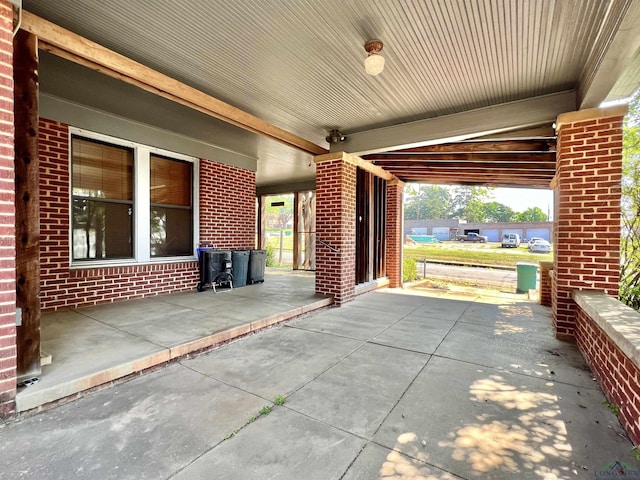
[{"x1": 404, "y1": 241, "x2": 553, "y2": 267}]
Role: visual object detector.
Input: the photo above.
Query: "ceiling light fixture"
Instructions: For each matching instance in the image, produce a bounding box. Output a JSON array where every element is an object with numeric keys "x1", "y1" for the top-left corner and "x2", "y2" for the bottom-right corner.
[
  {"x1": 326, "y1": 129, "x2": 346, "y2": 144},
  {"x1": 364, "y1": 39, "x2": 385, "y2": 76}
]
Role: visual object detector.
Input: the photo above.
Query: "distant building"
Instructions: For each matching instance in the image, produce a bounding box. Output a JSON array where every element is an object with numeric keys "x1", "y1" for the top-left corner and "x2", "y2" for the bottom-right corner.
[{"x1": 404, "y1": 219, "x2": 554, "y2": 242}]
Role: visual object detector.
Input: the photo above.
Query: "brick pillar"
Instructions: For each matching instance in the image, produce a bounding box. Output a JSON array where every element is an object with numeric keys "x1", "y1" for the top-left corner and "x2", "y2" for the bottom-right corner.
[
  {"x1": 539, "y1": 260, "x2": 553, "y2": 307},
  {"x1": 385, "y1": 180, "x2": 404, "y2": 288},
  {"x1": 0, "y1": 0, "x2": 16, "y2": 416},
  {"x1": 315, "y1": 155, "x2": 356, "y2": 304},
  {"x1": 552, "y1": 106, "x2": 626, "y2": 340}
]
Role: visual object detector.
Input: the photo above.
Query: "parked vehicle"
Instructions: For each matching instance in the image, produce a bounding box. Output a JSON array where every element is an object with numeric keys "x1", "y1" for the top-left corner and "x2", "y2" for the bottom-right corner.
[
  {"x1": 456, "y1": 232, "x2": 488, "y2": 243},
  {"x1": 529, "y1": 239, "x2": 552, "y2": 253},
  {"x1": 527, "y1": 237, "x2": 545, "y2": 248},
  {"x1": 407, "y1": 234, "x2": 439, "y2": 243},
  {"x1": 501, "y1": 233, "x2": 521, "y2": 248}
]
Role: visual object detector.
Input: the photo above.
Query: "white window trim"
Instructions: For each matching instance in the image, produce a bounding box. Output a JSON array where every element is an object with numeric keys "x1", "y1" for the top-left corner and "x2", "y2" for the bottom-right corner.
[{"x1": 68, "y1": 127, "x2": 200, "y2": 268}]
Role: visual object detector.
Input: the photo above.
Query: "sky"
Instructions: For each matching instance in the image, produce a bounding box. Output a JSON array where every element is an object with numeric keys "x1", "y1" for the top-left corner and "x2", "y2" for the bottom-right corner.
[{"x1": 491, "y1": 187, "x2": 554, "y2": 218}]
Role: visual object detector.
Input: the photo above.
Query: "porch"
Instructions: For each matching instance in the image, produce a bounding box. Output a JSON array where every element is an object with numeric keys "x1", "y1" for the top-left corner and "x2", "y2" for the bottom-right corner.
[
  {"x1": 2, "y1": 279, "x2": 634, "y2": 479},
  {"x1": 16, "y1": 270, "x2": 331, "y2": 412}
]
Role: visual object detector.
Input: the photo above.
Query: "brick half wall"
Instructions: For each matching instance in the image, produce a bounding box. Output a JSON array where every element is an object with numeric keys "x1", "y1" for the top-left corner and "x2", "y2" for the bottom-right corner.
[
  {"x1": 539, "y1": 260, "x2": 553, "y2": 307},
  {"x1": 574, "y1": 292, "x2": 640, "y2": 445}
]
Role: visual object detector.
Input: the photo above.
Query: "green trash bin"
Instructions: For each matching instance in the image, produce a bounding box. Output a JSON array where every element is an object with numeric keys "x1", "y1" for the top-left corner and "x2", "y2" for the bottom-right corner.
[{"x1": 516, "y1": 262, "x2": 538, "y2": 293}]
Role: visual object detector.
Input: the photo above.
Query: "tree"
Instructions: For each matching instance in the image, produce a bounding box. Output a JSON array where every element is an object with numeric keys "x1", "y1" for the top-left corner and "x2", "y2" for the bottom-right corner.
[
  {"x1": 517, "y1": 207, "x2": 548, "y2": 222},
  {"x1": 484, "y1": 201, "x2": 516, "y2": 222},
  {"x1": 403, "y1": 183, "x2": 551, "y2": 223},
  {"x1": 464, "y1": 198, "x2": 488, "y2": 222},
  {"x1": 403, "y1": 184, "x2": 424, "y2": 220},
  {"x1": 451, "y1": 186, "x2": 492, "y2": 221},
  {"x1": 404, "y1": 185, "x2": 452, "y2": 220},
  {"x1": 620, "y1": 89, "x2": 640, "y2": 311}
]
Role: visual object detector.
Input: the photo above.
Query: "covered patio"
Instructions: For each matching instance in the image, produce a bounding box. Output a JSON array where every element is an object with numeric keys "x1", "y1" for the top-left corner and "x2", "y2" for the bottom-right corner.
[
  {"x1": 2, "y1": 282, "x2": 634, "y2": 479},
  {"x1": 1, "y1": 0, "x2": 639, "y2": 453},
  {"x1": 16, "y1": 271, "x2": 331, "y2": 412}
]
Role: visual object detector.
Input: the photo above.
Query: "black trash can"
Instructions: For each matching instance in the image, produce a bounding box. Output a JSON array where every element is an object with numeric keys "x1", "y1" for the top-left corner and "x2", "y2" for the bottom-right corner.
[
  {"x1": 212, "y1": 250, "x2": 233, "y2": 288},
  {"x1": 248, "y1": 249, "x2": 266, "y2": 284},
  {"x1": 197, "y1": 249, "x2": 215, "y2": 292},
  {"x1": 232, "y1": 250, "x2": 250, "y2": 288}
]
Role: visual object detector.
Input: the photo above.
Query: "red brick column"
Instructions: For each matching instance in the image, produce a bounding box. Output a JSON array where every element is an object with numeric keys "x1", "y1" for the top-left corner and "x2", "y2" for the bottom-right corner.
[
  {"x1": 553, "y1": 106, "x2": 626, "y2": 340},
  {"x1": 385, "y1": 180, "x2": 404, "y2": 288},
  {"x1": 539, "y1": 260, "x2": 553, "y2": 307},
  {"x1": 0, "y1": 0, "x2": 16, "y2": 415},
  {"x1": 315, "y1": 154, "x2": 356, "y2": 304}
]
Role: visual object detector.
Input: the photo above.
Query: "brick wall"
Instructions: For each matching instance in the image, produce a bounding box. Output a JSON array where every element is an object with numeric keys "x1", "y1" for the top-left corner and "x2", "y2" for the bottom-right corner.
[
  {"x1": 385, "y1": 181, "x2": 404, "y2": 288},
  {"x1": 553, "y1": 108, "x2": 625, "y2": 339},
  {"x1": 575, "y1": 306, "x2": 640, "y2": 444},
  {"x1": 39, "y1": 119, "x2": 256, "y2": 311},
  {"x1": 199, "y1": 159, "x2": 256, "y2": 250},
  {"x1": 0, "y1": 0, "x2": 15, "y2": 416},
  {"x1": 39, "y1": 118, "x2": 70, "y2": 311},
  {"x1": 315, "y1": 157, "x2": 356, "y2": 304}
]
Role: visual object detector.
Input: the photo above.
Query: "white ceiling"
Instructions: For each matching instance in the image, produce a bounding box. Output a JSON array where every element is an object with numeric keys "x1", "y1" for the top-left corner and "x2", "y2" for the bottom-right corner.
[{"x1": 24, "y1": 0, "x2": 640, "y2": 187}]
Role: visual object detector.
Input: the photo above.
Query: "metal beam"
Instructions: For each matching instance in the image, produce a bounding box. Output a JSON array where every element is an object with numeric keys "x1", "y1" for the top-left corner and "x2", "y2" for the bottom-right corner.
[
  {"x1": 374, "y1": 140, "x2": 556, "y2": 154},
  {"x1": 473, "y1": 125, "x2": 556, "y2": 141},
  {"x1": 337, "y1": 91, "x2": 576, "y2": 156},
  {"x1": 579, "y1": 0, "x2": 640, "y2": 108}
]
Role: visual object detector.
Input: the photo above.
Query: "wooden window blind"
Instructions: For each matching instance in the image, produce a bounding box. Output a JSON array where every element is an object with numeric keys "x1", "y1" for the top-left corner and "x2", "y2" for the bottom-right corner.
[
  {"x1": 71, "y1": 136, "x2": 134, "y2": 260},
  {"x1": 72, "y1": 137, "x2": 133, "y2": 200},
  {"x1": 150, "y1": 155, "x2": 192, "y2": 206},
  {"x1": 150, "y1": 155, "x2": 193, "y2": 257}
]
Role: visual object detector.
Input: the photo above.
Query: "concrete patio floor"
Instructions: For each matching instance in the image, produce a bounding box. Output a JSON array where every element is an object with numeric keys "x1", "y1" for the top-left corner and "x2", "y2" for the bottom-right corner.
[
  {"x1": 15, "y1": 270, "x2": 331, "y2": 412},
  {"x1": 1, "y1": 280, "x2": 636, "y2": 479}
]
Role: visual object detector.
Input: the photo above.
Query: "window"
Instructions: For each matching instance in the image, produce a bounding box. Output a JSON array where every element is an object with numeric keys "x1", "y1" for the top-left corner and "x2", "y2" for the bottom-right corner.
[
  {"x1": 70, "y1": 130, "x2": 198, "y2": 264},
  {"x1": 150, "y1": 155, "x2": 193, "y2": 257},
  {"x1": 72, "y1": 137, "x2": 134, "y2": 260}
]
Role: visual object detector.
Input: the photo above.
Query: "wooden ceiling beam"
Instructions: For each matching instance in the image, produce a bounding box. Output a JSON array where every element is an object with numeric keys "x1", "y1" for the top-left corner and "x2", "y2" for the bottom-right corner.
[
  {"x1": 386, "y1": 169, "x2": 553, "y2": 178},
  {"x1": 22, "y1": 11, "x2": 328, "y2": 156},
  {"x1": 399, "y1": 175, "x2": 552, "y2": 182},
  {"x1": 398, "y1": 176, "x2": 551, "y2": 187},
  {"x1": 314, "y1": 152, "x2": 397, "y2": 181},
  {"x1": 383, "y1": 170, "x2": 555, "y2": 178},
  {"x1": 377, "y1": 162, "x2": 555, "y2": 170},
  {"x1": 378, "y1": 140, "x2": 556, "y2": 154},
  {"x1": 371, "y1": 159, "x2": 556, "y2": 168},
  {"x1": 365, "y1": 153, "x2": 555, "y2": 162}
]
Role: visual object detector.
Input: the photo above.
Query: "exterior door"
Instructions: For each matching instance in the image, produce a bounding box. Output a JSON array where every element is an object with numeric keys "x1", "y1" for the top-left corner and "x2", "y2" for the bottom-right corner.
[{"x1": 355, "y1": 169, "x2": 386, "y2": 284}]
